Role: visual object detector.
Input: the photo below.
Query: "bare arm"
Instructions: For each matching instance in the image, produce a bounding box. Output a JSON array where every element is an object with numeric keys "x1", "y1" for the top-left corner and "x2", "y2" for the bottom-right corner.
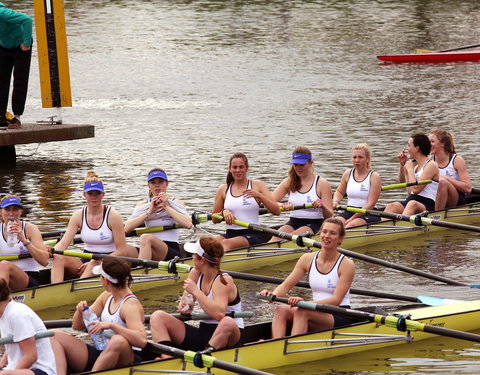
[
  {"x1": 249, "y1": 180, "x2": 281, "y2": 216},
  {"x1": 54, "y1": 210, "x2": 82, "y2": 251},
  {"x1": 315, "y1": 178, "x2": 333, "y2": 218},
  {"x1": 332, "y1": 170, "x2": 349, "y2": 208},
  {"x1": 164, "y1": 198, "x2": 192, "y2": 229},
  {"x1": 446, "y1": 156, "x2": 472, "y2": 193},
  {"x1": 108, "y1": 208, "x2": 128, "y2": 256},
  {"x1": 212, "y1": 184, "x2": 227, "y2": 224},
  {"x1": 271, "y1": 178, "x2": 290, "y2": 202},
  {"x1": 124, "y1": 200, "x2": 149, "y2": 233},
  {"x1": 407, "y1": 161, "x2": 439, "y2": 194},
  {"x1": 15, "y1": 337, "x2": 38, "y2": 369},
  {"x1": 19, "y1": 222, "x2": 49, "y2": 266}
]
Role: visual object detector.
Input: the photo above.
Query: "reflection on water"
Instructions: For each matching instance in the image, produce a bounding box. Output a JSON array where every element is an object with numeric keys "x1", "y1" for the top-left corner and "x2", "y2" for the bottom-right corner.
[{"x1": 1, "y1": 0, "x2": 480, "y2": 373}]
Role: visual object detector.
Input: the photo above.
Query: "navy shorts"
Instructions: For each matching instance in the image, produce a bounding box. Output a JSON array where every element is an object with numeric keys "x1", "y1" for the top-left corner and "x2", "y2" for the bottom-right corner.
[
  {"x1": 400, "y1": 194, "x2": 435, "y2": 212},
  {"x1": 457, "y1": 191, "x2": 467, "y2": 206},
  {"x1": 284, "y1": 217, "x2": 324, "y2": 233},
  {"x1": 336, "y1": 210, "x2": 381, "y2": 224},
  {"x1": 84, "y1": 344, "x2": 142, "y2": 372},
  {"x1": 164, "y1": 241, "x2": 180, "y2": 261},
  {"x1": 222, "y1": 229, "x2": 266, "y2": 246},
  {"x1": 180, "y1": 322, "x2": 243, "y2": 352},
  {"x1": 26, "y1": 271, "x2": 41, "y2": 288},
  {"x1": 31, "y1": 369, "x2": 48, "y2": 375}
]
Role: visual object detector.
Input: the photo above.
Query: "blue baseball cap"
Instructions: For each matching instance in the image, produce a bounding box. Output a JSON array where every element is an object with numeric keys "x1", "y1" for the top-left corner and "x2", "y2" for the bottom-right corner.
[
  {"x1": 84, "y1": 181, "x2": 105, "y2": 192},
  {"x1": 290, "y1": 153, "x2": 312, "y2": 165},
  {"x1": 1, "y1": 197, "x2": 22, "y2": 208},
  {"x1": 147, "y1": 170, "x2": 168, "y2": 182}
]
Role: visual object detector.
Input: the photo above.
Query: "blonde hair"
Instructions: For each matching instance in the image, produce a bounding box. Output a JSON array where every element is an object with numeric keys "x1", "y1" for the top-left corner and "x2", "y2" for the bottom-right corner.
[
  {"x1": 84, "y1": 170, "x2": 103, "y2": 185},
  {"x1": 352, "y1": 143, "x2": 371, "y2": 169},
  {"x1": 288, "y1": 146, "x2": 313, "y2": 192}
]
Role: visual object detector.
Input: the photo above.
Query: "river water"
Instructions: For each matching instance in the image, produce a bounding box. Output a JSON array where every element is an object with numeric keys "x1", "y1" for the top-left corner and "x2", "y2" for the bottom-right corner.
[{"x1": 2, "y1": 0, "x2": 480, "y2": 373}]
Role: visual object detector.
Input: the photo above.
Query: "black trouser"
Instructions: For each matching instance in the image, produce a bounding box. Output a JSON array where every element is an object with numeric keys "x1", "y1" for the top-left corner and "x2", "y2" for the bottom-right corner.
[{"x1": 0, "y1": 44, "x2": 32, "y2": 116}]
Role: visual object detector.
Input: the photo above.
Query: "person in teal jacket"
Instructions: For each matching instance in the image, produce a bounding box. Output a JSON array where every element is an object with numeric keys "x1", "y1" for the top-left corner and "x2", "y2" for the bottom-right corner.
[{"x1": 0, "y1": 3, "x2": 33, "y2": 128}]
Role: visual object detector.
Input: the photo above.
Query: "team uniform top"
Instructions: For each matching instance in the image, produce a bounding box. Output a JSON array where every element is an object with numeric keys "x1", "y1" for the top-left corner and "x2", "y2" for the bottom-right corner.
[
  {"x1": 80, "y1": 205, "x2": 116, "y2": 254},
  {"x1": 346, "y1": 169, "x2": 375, "y2": 207},
  {"x1": 197, "y1": 273, "x2": 244, "y2": 329},
  {"x1": 308, "y1": 251, "x2": 350, "y2": 306},
  {"x1": 0, "y1": 221, "x2": 39, "y2": 272},
  {"x1": 0, "y1": 300, "x2": 56, "y2": 375},
  {"x1": 413, "y1": 159, "x2": 439, "y2": 201},
  {"x1": 224, "y1": 180, "x2": 259, "y2": 230},
  {"x1": 289, "y1": 175, "x2": 324, "y2": 219},
  {"x1": 434, "y1": 154, "x2": 460, "y2": 180}
]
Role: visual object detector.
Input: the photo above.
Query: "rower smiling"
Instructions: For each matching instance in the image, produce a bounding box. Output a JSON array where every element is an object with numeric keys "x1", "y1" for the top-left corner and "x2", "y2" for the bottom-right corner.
[{"x1": 270, "y1": 146, "x2": 333, "y2": 240}]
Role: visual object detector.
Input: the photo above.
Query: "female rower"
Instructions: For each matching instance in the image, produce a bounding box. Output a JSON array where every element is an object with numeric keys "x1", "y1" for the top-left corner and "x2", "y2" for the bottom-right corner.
[
  {"x1": 0, "y1": 195, "x2": 49, "y2": 290},
  {"x1": 333, "y1": 144, "x2": 382, "y2": 227},
  {"x1": 51, "y1": 171, "x2": 134, "y2": 283},
  {"x1": 429, "y1": 129, "x2": 472, "y2": 210},
  {"x1": 52, "y1": 257, "x2": 146, "y2": 373},
  {"x1": 150, "y1": 236, "x2": 243, "y2": 354},
  {"x1": 383, "y1": 133, "x2": 439, "y2": 215},
  {"x1": 124, "y1": 168, "x2": 192, "y2": 261},
  {"x1": 270, "y1": 146, "x2": 333, "y2": 239},
  {"x1": 212, "y1": 152, "x2": 280, "y2": 251},
  {"x1": 259, "y1": 218, "x2": 355, "y2": 339},
  {"x1": 0, "y1": 278, "x2": 57, "y2": 375}
]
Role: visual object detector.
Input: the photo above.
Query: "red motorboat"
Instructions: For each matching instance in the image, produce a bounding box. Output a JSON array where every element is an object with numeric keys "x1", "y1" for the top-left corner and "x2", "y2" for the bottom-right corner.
[{"x1": 377, "y1": 50, "x2": 480, "y2": 63}]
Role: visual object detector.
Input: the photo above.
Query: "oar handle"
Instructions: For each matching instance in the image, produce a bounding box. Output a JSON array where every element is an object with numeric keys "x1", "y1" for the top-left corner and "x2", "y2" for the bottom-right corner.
[
  {"x1": 0, "y1": 330, "x2": 54, "y2": 345},
  {"x1": 381, "y1": 180, "x2": 432, "y2": 191}
]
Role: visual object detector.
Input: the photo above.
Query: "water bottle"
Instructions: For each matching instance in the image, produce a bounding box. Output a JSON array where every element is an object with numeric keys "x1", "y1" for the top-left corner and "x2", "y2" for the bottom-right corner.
[
  {"x1": 7, "y1": 217, "x2": 17, "y2": 248},
  {"x1": 82, "y1": 305, "x2": 108, "y2": 350},
  {"x1": 181, "y1": 293, "x2": 195, "y2": 313}
]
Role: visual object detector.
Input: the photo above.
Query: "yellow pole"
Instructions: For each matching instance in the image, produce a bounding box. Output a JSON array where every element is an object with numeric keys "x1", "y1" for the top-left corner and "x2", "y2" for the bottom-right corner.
[{"x1": 33, "y1": 0, "x2": 72, "y2": 109}]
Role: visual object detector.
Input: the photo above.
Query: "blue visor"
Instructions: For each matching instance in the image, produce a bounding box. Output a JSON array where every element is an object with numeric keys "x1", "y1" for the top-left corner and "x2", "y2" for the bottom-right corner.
[
  {"x1": 290, "y1": 153, "x2": 312, "y2": 165},
  {"x1": 84, "y1": 181, "x2": 104, "y2": 192},
  {"x1": 148, "y1": 170, "x2": 168, "y2": 182},
  {"x1": 1, "y1": 197, "x2": 22, "y2": 208}
]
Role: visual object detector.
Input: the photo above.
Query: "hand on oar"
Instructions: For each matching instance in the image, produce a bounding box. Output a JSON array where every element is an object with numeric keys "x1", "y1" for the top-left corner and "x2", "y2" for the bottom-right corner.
[
  {"x1": 256, "y1": 294, "x2": 480, "y2": 343},
  {"x1": 337, "y1": 205, "x2": 480, "y2": 233},
  {"x1": 53, "y1": 250, "x2": 192, "y2": 274}
]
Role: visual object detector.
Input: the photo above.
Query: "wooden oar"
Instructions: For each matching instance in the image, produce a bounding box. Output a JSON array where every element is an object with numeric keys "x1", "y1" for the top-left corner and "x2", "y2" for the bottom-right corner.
[
  {"x1": 226, "y1": 270, "x2": 462, "y2": 306},
  {"x1": 53, "y1": 250, "x2": 191, "y2": 273},
  {"x1": 0, "y1": 330, "x2": 54, "y2": 344},
  {"x1": 212, "y1": 214, "x2": 469, "y2": 286},
  {"x1": 338, "y1": 206, "x2": 480, "y2": 233},
  {"x1": 256, "y1": 294, "x2": 480, "y2": 343},
  {"x1": 44, "y1": 311, "x2": 253, "y2": 329},
  {"x1": 415, "y1": 43, "x2": 480, "y2": 53},
  {"x1": 146, "y1": 340, "x2": 271, "y2": 375},
  {"x1": 381, "y1": 180, "x2": 431, "y2": 191}
]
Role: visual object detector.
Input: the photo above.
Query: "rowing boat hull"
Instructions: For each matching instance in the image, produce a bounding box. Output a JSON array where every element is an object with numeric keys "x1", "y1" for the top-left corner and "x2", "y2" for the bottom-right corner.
[
  {"x1": 377, "y1": 50, "x2": 480, "y2": 63},
  {"x1": 79, "y1": 300, "x2": 480, "y2": 374},
  {"x1": 12, "y1": 199, "x2": 480, "y2": 311}
]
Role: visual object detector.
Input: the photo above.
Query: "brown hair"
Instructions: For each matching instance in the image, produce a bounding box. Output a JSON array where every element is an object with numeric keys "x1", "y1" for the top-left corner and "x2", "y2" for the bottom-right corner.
[
  {"x1": 287, "y1": 146, "x2": 313, "y2": 192},
  {"x1": 101, "y1": 257, "x2": 133, "y2": 288},
  {"x1": 226, "y1": 152, "x2": 249, "y2": 186},
  {"x1": 0, "y1": 278, "x2": 10, "y2": 301},
  {"x1": 198, "y1": 236, "x2": 229, "y2": 285},
  {"x1": 84, "y1": 170, "x2": 103, "y2": 185},
  {"x1": 147, "y1": 168, "x2": 168, "y2": 198},
  {"x1": 352, "y1": 143, "x2": 372, "y2": 169},
  {"x1": 320, "y1": 217, "x2": 346, "y2": 237},
  {"x1": 430, "y1": 129, "x2": 456, "y2": 155}
]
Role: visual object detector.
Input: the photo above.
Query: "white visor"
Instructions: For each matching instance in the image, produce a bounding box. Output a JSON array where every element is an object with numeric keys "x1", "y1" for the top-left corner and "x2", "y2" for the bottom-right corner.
[
  {"x1": 92, "y1": 264, "x2": 119, "y2": 284},
  {"x1": 184, "y1": 240, "x2": 215, "y2": 263}
]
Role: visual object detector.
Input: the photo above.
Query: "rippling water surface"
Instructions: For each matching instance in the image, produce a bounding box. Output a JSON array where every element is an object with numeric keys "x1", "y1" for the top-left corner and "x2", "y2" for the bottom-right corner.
[{"x1": 2, "y1": 0, "x2": 480, "y2": 373}]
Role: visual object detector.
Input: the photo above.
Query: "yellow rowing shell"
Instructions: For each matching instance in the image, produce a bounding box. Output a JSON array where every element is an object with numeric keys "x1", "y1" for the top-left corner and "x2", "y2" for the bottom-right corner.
[
  {"x1": 11, "y1": 201, "x2": 480, "y2": 311},
  {"x1": 79, "y1": 299, "x2": 480, "y2": 374}
]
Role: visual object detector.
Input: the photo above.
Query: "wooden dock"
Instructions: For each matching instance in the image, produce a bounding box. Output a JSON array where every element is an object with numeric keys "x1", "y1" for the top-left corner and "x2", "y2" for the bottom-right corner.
[{"x1": 0, "y1": 122, "x2": 94, "y2": 166}]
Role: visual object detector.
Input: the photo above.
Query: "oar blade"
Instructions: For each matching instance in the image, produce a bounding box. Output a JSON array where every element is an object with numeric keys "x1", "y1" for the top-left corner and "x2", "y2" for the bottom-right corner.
[{"x1": 417, "y1": 296, "x2": 465, "y2": 306}]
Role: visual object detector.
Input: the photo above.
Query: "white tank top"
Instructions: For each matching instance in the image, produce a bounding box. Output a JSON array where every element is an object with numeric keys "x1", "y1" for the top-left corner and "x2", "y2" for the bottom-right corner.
[
  {"x1": 308, "y1": 252, "x2": 350, "y2": 306},
  {"x1": 0, "y1": 221, "x2": 39, "y2": 272},
  {"x1": 198, "y1": 273, "x2": 244, "y2": 328},
  {"x1": 101, "y1": 294, "x2": 141, "y2": 351},
  {"x1": 80, "y1": 206, "x2": 116, "y2": 253},
  {"x1": 144, "y1": 197, "x2": 180, "y2": 243},
  {"x1": 289, "y1": 176, "x2": 324, "y2": 219},
  {"x1": 435, "y1": 154, "x2": 460, "y2": 180},
  {"x1": 414, "y1": 159, "x2": 439, "y2": 201},
  {"x1": 224, "y1": 180, "x2": 260, "y2": 230},
  {"x1": 346, "y1": 169, "x2": 374, "y2": 207}
]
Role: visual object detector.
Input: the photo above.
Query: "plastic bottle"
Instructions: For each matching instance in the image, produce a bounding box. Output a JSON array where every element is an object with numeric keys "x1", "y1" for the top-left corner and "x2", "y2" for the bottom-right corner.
[
  {"x1": 7, "y1": 217, "x2": 17, "y2": 248},
  {"x1": 181, "y1": 293, "x2": 195, "y2": 313},
  {"x1": 82, "y1": 305, "x2": 108, "y2": 350}
]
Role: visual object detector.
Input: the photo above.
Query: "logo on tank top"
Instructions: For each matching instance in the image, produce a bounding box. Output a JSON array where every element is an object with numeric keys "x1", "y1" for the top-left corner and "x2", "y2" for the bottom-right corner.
[
  {"x1": 306, "y1": 195, "x2": 313, "y2": 203},
  {"x1": 360, "y1": 183, "x2": 368, "y2": 192},
  {"x1": 99, "y1": 232, "x2": 110, "y2": 241},
  {"x1": 242, "y1": 196, "x2": 252, "y2": 206},
  {"x1": 327, "y1": 278, "x2": 335, "y2": 289}
]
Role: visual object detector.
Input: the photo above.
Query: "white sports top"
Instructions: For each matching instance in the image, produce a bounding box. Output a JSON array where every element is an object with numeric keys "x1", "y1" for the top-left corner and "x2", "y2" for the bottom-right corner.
[
  {"x1": 0, "y1": 221, "x2": 39, "y2": 272},
  {"x1": 414, "y1": 159, "x2": 439, "y2": 201},
  {"x1": 80, "y1": 206, "x2": 116, "y2": 254},
  {"x1": 101, "y1": 293, "x2": 141, "y2": 351},
  {"x1": 224, "y1": 180, "x2": 260, "y2": 230},
  {"x1": 346, "y1": 169, "x2": 374, "y2": 208},
  {"x1": 308, "y1": 252, "x2": 350, "y2": 306},
  {"x1": 435, "y1": 154, "x2": 460, "y2": 180},
  {"x1": 144, "y1": 197, "x2": 180, "y2": 243},
  {"x1": 289, "y1": 176, "x2": 324, "y2": 219},
  {"x1": 198, "y1": 273, "x2": 244, "y2": 328}
]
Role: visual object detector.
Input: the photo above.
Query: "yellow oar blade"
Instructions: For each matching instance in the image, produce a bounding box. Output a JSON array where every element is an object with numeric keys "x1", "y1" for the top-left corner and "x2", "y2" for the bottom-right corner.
[{"x1": 415, "y1": 49, "x2": 432, "y2": 53}]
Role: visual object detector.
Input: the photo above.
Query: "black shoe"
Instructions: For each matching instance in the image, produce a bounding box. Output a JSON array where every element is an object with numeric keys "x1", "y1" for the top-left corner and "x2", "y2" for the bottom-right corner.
[
  {"x1": 0, "y1": 116, "x2": 8, "y2": 127},
  {"x1": 7, "y1": 117, "x2": 21, "y2": 129}
]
